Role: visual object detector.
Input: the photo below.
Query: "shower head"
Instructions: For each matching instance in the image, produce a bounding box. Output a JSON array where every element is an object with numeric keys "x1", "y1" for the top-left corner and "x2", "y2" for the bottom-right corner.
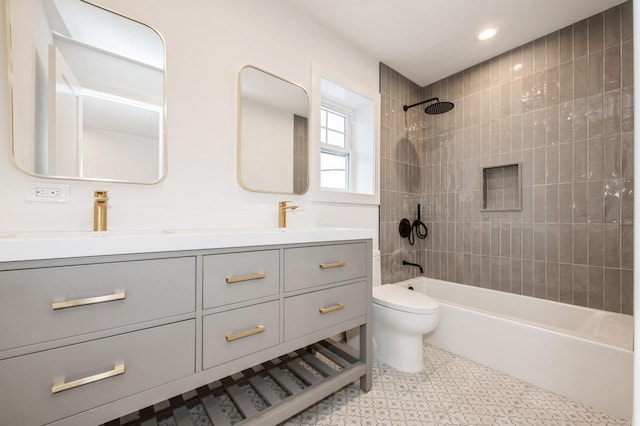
[
  {"x1": 425, "y1": 100, "x2": 454, "y2": 115},
  {"x1": 402, "y1": 97, "x2": 455, "y2": 115}
]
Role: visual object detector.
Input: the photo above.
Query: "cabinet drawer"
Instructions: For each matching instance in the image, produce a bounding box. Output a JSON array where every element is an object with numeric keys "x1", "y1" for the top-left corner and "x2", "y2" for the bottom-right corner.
[
  {"x1": 284, "y1": 243, "x2": 366, "y2": 292},
  {"x1": 284, "y1": 281, "x2": 366, "y2": 341},
  {"x1": 203, "y1": 300, "x2": 279, "y2": 370},
  {"x1": 203, "y1": 250, "x2": 279, "y2": 309},
  {"x1": 0, "y1": 320, "x2": 195, "y2": 426},
  {"x1": 0, "y1": 257, "x2": 195, "y2": 352}
]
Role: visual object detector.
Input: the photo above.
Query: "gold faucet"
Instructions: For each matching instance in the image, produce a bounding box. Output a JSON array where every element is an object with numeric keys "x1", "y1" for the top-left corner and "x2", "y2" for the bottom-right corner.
[
  {"x1": 93, "y1": 190, "x2": 109, "y2": 232},
  {"x1": 278, "y1": 201, "x2": 298, "y2": 228}
]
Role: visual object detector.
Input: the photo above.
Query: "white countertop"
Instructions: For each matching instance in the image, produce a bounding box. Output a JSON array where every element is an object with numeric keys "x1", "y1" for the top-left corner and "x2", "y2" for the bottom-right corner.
[{"x1": 0, "y1": 227, "x2": 376, "y2": 262}]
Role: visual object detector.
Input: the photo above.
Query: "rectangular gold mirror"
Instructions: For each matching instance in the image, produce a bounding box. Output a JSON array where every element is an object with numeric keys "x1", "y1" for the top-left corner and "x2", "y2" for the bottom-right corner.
[
  {"x1": 237, "y1": 66, "x2": 309, "y2": 195},
  {"x1": 7, "y1": 0, "x2": 166, "y2": 183}
]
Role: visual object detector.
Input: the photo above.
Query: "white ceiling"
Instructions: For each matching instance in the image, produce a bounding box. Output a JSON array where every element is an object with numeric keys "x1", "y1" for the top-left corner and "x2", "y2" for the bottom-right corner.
[{"x1": 285, "y1": 0, "x2": 628, "y2": 87}]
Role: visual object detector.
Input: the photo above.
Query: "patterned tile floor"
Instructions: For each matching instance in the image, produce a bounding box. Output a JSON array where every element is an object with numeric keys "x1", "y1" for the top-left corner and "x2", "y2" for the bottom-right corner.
[{"x1": 281, "y1": 344, "x2": 631, "y2": 426}]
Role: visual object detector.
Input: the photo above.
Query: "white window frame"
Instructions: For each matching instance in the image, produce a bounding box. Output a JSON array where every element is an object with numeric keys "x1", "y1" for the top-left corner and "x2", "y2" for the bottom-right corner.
[
  {"x1": 311, "y1": 70, "x2": 380, "y2": 206},
  {"x1": 320, "y1": 102, "x2": 354, "y2": 191}
]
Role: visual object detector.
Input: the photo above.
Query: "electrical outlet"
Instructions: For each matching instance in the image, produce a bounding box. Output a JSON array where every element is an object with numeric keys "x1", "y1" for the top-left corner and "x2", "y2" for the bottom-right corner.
[{"x1": 26, "y1": 183, "x2": 70, "y2": 203}]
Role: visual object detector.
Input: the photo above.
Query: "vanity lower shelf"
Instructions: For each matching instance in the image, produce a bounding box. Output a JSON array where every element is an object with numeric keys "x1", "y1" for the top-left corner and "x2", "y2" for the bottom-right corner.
[{"x1": 102, "y1": 339, "x2": 364, "y2": 426}]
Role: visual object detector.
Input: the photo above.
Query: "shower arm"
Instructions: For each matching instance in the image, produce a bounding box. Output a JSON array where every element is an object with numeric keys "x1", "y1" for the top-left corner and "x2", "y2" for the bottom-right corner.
[{"x1": 403, "y1": 97, "x2": 439, "y2": 111}]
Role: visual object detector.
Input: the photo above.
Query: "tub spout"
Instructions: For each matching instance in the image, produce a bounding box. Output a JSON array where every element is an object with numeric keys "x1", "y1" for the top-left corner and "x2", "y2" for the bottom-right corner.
[{"x1": 402, "y1": 260, "x2": 423, "y2": 274}]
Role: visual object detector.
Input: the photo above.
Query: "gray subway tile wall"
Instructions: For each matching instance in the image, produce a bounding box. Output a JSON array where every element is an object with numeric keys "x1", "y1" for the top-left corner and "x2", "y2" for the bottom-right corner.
[{"x1": 379, "y1": 1, "x2": 633, "y2": 314}]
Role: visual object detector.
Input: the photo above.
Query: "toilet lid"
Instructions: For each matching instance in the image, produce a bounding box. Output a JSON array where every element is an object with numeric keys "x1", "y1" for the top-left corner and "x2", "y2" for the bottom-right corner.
[{"x1": 373, "y1": 284, "x2": 439, "y2": 314}]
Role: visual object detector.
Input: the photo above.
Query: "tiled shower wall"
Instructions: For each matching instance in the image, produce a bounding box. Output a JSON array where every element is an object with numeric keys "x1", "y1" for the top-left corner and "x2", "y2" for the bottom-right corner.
[
  {"x1": 379, "y1": 65, "x2": 424, "y2": 284},
  {"x1": 380, "y1": 1, "x2": 634, "y2": 314}
]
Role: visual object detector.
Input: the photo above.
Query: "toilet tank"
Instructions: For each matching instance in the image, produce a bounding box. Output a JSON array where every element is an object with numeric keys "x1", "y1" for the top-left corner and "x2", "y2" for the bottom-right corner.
[{"x1": 372, "y1": 249, "x2": 381, "y2": 287}]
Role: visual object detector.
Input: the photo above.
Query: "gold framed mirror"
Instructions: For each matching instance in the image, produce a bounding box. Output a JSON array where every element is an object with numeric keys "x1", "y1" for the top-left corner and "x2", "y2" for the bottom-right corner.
[
  {"x1": 7, "y1": 0, "x2": 166, "y2": 183},
  {"x1": 237, "y1": 66, "x2": 309, "y2": 195}
]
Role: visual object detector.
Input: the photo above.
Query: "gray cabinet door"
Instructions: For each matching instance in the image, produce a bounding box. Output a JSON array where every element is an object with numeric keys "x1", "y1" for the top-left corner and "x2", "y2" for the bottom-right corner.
[
  {"x1": 0, "y1": 320, "x2": 195, "y2": 426},
  {"x1": 0, "y1": 257, "x2": 196, "y2": 351},
  {"x1": 284, "y1": 281, "x2": 366, "y2": 341},
  {"x1": 203, "y1": 250, "x2": 279, "y2": 308},
  {"x1": 203, "y1": 300, "x2": 280, "y2": 369},
  {"x1": 284, "y1": 243, "x2": 367, "y2": 292}
]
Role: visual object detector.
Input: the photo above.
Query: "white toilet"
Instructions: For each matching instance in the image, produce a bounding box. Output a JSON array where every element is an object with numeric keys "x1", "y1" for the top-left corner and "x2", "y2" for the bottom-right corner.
[{"x1": 371, "y1": 251, "x2": 440, "y2": 373}]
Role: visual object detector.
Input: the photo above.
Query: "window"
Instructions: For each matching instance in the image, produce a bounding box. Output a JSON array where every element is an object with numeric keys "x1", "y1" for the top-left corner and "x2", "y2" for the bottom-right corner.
[
  {"x1": 314, "y1": 77, "x2": 377, "y2": 204},
  {"x1": 320, "y1": 105, "x2": 352, "y2": 190}
]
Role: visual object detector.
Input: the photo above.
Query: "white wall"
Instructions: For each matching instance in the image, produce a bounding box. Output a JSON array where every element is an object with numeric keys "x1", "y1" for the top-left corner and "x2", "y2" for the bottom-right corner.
[{"x1": 0, "y1": 0, "x2": 379, "y2": 246}]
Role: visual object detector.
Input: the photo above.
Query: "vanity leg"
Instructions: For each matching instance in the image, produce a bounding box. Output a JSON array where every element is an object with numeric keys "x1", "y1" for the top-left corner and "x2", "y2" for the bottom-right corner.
[{"x1": 359, "y1": 322, "x2": 372, "y2": 391}]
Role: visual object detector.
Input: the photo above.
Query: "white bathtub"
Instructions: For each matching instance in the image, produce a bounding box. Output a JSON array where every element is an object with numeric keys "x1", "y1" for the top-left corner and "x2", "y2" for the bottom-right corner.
[{"x1": 392, "y1": 277, "x2": 634, "y2": 420}]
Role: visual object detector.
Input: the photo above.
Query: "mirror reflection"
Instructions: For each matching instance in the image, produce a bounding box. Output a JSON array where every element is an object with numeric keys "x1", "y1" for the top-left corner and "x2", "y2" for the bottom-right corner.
[
  {"x1": 8, "y1": 0, "x2": 166, "y2": 183},
  {"x1": 238, "y1": 66, "x2": 309, "y2": 195}
]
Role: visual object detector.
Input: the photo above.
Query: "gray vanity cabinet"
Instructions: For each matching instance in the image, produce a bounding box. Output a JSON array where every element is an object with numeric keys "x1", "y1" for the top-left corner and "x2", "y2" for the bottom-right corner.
[{"x1": 0, "y1": 239, "x2": 372, "y2": 426}]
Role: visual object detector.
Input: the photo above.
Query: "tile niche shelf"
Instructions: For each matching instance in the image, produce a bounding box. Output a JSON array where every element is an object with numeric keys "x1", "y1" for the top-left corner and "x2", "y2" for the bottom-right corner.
[{"x1": 481, "y1": 162, "x2": 522, "y2": 212}]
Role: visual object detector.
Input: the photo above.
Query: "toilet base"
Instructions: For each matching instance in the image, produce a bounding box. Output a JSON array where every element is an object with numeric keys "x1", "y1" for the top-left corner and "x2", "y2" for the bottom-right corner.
[{"x1": 373, "y1": 332, "x2": 424, "y2": 373}]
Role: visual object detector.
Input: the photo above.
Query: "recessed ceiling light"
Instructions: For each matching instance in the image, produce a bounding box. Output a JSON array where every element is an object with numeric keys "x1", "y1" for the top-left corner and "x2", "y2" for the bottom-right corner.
[{"x1": 477, "y1": 27, "x2": 499, "y2": 41}]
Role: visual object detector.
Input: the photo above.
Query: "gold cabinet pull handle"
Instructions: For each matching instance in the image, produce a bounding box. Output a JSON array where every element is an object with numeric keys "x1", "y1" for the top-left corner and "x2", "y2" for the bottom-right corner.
[
  {"x1": 319, "y1": 261, "x2": 346, "y2": 269},
  {"x1": 319, "y1": 303, "x2": 345, "y2": 314},
  {"x1": 225, "y1": 273, "x2": 266, "y2": 284},
  {"x1": 52, "y1": 291, "x2": 126, "y2": 310},
  {"x1": 226, "y1": 324, "x2": 266, "y2": 342},
  {"x1": 51, "y1": 363, "x2": 125, "y2": 394}
]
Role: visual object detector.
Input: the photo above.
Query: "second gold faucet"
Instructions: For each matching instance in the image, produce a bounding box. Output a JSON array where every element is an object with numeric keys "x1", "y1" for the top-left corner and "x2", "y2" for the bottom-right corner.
[
  {"x1": 94, "y1": 190, "x2": 109, "y2": 231},
  {"x1": 278, "y1": 201, "x2": 298, "y2": 228}
]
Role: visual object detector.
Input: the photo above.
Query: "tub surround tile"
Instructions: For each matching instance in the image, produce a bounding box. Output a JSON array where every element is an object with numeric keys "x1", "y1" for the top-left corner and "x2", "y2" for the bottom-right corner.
[
  {"x1": 573, "y1": 140, "x2": 588, "y2": 180},
  {"x1": 522, "y1": 260, "x2": 535, "y2": 296},
  {"x1": 573, "y1": 224, "x2": 588, "y2": 265},
  {"x1": 603, "y1": 224, "x2": 621, "y2": 267},
  {"x1": 379, "y1": 1, "x2": 633, "y2": 315},
  {"x1": 621, "y1": 41, "x2": 634, "y2": 88},
  {"x1": 558, "y1": 224, "x2": 573, "y2": 264},
  {"x1": 588, "y1": 266, "x2": 605, "y2": 309},
  {"x1": 588, "y1": 93, "x2": 605, "y2": 137},
  {"x1": 621, "y1": 270, "x2": 633, "y2": 315},
  {"x1": 546, "y1": 262, "x2": 560, "y2": 301},
  {"x1": 559, "y1": 263, "x2": 574, "y2": 303},
  {"x1": 573, "y1": 265, "x2": 589, "y2": 307},
  {"x1": 574, "y1": 19, "x2": 589, "y2": 58},
  {"x1": 587, "y1": 224, "x2": 604, "y2": 266},
  {"x1": 604, "y1": 134, "x2": 621, "y2": 179},
  {"x1": 620, "y1": 224, "x2": 633, "y2": 269},
  {"x1": 604, "y1": 47, "x2": 621, "y2": 92},
  {"x1": 589, "y1": 14, "x2": 605, "y2": 53},
  {"x1": 589, "y1": 52, "x2": 604, "y2": 96},
  {"x1": 604, "y1": 6, "x2": 621, "y2": 48},
  {"x1": 559, "y1": 101, "x2": 574, "y2": 142},
  {"x1": 573, "y1": 97, "x2": 589, "y2": 139},
  {"x1": 604, "y1": 268, "x2": 622, "y2": 313},
  {"x1": 558, "y1": 183, "x2": 574, "y2": 223},
  {"x1": 574, "y1": 56, "x2": 589, "y2": 99},
  {"x1": 533, "y1": 261, "x2": 546, "y2": 299},
  {"x1": 573, "y1": 181, "x2": 588, "y2": 222},
  {"x1": 586, "y1": 180, "x2": 605, "y2": 223}
]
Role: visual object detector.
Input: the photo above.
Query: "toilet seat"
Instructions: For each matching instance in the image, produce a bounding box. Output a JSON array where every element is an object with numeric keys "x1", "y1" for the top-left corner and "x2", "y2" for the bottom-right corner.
[{"x1": 373, "y1": 284, "x2": 439, "y2": 314}]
